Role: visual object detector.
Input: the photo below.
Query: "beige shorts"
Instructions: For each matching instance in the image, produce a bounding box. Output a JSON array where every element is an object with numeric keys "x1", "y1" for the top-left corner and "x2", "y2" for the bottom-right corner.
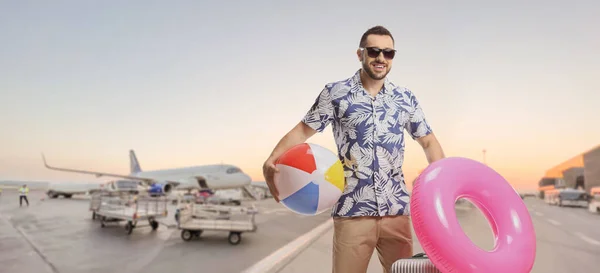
[{"x1": 332, "y1": 215, "x2": 413, "y2": 273}]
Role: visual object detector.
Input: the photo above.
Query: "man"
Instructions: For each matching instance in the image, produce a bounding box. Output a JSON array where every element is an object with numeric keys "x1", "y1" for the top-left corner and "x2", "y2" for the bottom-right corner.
[
  {"x1": 262, "y1": 25, "x2": 445, "y2": 273},
  {"x1": 19, "y1": 184, "x2": 29, "y2": 207}
]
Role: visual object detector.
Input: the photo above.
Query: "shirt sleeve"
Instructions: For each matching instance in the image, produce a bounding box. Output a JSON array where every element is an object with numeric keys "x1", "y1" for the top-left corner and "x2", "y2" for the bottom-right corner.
[
  {"x1": 301, "y1": 85, "x2": 334, "y2": 133},
  {"x1": 403, "y1": 90, "x2": 433, "y2": 140}
]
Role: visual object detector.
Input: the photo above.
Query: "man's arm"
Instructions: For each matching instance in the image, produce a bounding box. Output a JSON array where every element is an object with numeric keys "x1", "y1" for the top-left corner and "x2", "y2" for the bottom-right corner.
[
  {"x1": 263, "y1": 122, "x2": 317, "y2": 202},
  {"x1": 402, "y1": 89, "x2": 445, "y2": 164},
  {"x1": 266, "y1": 122, "x2": 317, "y2": 163},
  {"x1": 264, "y1": 85, "x2": 334, "y2": 202},
  {"x1": 416, "y1": 133, "x2": 445, "y2": 164}
]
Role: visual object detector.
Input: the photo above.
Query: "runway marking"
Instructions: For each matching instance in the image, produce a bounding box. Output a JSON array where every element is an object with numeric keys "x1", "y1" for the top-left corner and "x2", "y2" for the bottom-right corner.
[
  {"x1": 546, "y1": 219, "x2": 561, "y2": 226},
  {"x1": 262, "y1": 208, "x2": 290, "y2": 214},
  {"x1": 0, "y1": 213, "x2": 59, "y2": 273},
  {"x1": 574, "y1": 232, "x2": 600, "y2": 246},
  {"x1": 241, "y1": 218, "x2": 333, "y2": 273}
]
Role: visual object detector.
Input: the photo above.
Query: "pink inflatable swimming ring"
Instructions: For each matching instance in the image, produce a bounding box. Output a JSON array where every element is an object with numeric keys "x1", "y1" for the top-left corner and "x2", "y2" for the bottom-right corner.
[{"x1": 410, "y1": 157, "x2": 536, "y2": 273}]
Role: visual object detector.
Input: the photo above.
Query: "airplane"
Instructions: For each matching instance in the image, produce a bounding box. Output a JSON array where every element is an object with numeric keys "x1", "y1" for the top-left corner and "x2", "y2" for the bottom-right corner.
[{"x1": 41, "y1": 149, "x2": 253, "y2": 196}]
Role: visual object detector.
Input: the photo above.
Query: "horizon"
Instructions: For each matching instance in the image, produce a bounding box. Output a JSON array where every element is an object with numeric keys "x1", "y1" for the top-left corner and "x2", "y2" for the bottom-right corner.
[{"x1": 1, "y1": 1, "x2": 599, "y2": 192}]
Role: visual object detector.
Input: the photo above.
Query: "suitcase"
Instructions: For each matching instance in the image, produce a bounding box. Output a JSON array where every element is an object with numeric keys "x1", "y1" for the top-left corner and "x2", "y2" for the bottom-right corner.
[{"x1": 391, "y1": 253, "x2": 441, "y2": 273}]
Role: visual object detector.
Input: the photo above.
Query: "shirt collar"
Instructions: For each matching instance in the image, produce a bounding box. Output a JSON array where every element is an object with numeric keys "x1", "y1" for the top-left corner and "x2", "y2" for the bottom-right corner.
[{"x1": 350, "y1": 69, "x2": 394, "y2": 95}]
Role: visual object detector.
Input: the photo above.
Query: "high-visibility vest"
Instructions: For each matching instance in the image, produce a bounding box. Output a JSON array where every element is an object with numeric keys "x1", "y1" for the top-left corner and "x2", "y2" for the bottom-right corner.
[{"x1": 19, "y1": 187, "x2": 28, "y2": 196}]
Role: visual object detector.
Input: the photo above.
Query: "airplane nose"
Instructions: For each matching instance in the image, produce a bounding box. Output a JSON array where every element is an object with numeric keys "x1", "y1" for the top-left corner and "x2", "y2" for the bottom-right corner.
[{"x1": 239, "y1": 173, "x2": 251, "y2": 183}]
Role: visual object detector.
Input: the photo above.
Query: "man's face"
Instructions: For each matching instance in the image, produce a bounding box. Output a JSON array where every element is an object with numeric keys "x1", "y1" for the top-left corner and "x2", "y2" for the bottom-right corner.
[{"x1": 357, "y1": 34, "x2": 395, "y2": 80}]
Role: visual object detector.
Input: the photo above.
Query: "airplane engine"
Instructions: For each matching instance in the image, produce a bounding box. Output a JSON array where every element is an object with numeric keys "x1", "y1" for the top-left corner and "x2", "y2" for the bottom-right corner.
[{"x1": 148, "y1": 182, "x2": 173, "y2": 196}]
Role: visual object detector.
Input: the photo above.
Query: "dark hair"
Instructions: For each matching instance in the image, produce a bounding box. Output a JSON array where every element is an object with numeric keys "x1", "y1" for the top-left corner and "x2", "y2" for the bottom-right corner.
[{"x1": 359, "y1": 26, "x2": 394, "y2": 48}]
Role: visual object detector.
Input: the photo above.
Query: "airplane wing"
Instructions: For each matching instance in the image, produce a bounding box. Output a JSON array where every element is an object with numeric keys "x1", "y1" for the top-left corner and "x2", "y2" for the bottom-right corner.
[{"x1": 41, "y1": 153, "x2": 181, "y2": 187}]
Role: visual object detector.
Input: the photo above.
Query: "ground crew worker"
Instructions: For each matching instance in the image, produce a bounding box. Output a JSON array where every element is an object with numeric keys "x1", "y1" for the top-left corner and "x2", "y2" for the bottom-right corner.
[{"x1": 19, "y1": 184, "x2": 29, "y2": 207}]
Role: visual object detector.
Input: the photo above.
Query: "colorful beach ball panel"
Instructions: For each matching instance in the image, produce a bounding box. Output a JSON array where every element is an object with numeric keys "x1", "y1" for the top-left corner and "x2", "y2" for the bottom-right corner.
[{"x1": 274, "y1": 143, "x2": 345, "y2": 215}]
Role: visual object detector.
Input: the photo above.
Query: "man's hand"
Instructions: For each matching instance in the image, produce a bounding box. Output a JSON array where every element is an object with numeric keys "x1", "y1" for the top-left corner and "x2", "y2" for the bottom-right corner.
[{"x1": 263, "y1": 158, "x2": 281, "y2": 202}]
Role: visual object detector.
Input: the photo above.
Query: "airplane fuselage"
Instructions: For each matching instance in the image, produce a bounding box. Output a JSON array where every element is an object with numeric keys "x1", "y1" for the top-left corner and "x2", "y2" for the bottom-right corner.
[{"x1": 133, "y1": 164, "x2": 252, "y2": 190}]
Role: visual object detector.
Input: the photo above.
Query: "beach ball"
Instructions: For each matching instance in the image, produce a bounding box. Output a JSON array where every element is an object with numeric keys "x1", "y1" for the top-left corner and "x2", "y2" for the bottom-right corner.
[{"x1": 273, "y1": 143, "x2": 345, "y2": 215}]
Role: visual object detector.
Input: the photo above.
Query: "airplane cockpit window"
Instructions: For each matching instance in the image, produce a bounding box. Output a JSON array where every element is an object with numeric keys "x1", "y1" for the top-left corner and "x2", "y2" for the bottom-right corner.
[{"x1": 226, "y1": 167, "x2": 241, "y2": 174}]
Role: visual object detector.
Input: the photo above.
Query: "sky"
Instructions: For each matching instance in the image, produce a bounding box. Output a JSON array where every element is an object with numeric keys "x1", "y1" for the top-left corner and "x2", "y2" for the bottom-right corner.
[{"x1": 1, "y1": 1, "x2": 599, "y2": 191}]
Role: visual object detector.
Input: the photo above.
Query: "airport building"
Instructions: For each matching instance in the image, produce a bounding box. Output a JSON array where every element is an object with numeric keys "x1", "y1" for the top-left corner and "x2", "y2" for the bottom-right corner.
[
  {"x1": 584, "y1": 146, "x2": 600, "y2": 193},
  {"x1": 537, "y1": 144, "x2": 600, "y2": 198}
]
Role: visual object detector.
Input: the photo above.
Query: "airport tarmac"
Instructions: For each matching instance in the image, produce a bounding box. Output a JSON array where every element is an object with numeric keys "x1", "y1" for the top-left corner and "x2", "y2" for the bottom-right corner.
[
  {"x1": 0, "y1": 190, "x2": 330, "y2": 273},
  {"x1": 2, "y1": 190, "x2": 599, "y2": 273},
  {"x1": 526, "y1": 198, "x2": 600, "y2": 272}
]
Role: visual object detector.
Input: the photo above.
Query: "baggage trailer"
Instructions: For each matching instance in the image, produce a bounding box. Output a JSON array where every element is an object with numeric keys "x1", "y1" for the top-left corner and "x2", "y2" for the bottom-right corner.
[
  {"x1": 89, "y1": 191, "x2": 169, "y2": 235},
  {"x1": 176, "y1": 203, "x2": 258, "y2": 245}
]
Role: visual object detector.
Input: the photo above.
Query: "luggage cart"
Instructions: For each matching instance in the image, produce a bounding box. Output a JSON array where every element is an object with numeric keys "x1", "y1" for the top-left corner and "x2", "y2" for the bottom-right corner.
[
  {"x1": 176, "y1": 202, "x2": 258, "y2": 245},
  {"x1": 89, "y1": 191, "x2": 169, "y2": 235}
]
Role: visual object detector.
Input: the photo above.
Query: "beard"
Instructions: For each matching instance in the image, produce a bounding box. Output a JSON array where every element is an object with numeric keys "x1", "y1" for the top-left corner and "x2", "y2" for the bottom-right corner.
[{"x1": 361, "y1": 60, "x2": 390, "y2": 80}]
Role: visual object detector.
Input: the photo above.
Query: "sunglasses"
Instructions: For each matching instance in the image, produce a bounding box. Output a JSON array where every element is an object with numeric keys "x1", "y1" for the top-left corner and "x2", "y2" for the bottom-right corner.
[{"x1": 360, "y1": 47, "x2": 396, "y2": 60}]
